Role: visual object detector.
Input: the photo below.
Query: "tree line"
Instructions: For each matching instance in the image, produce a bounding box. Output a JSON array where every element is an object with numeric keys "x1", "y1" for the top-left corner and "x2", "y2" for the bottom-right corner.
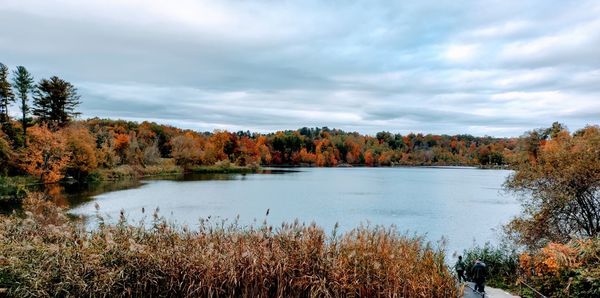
[{"x1": 0, "y1": 62, "x2": 569, "y2": 185}]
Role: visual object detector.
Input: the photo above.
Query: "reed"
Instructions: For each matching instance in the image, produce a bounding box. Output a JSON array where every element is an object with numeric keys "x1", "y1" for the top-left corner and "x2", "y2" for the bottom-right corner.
[{"x1": 0, "y1": 194, "x2": 458, "y2": 297}]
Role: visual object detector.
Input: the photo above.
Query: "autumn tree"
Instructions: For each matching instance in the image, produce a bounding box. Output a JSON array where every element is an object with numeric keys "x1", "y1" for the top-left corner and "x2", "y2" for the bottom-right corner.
[
  {"x1": 315, "y1": 138, "x2": 338, "y2": 166},
  {"x1": 124, "y1": 132, "x2": 143, "y2": 165},
  {"x1": 297, "y1": 148, "x2": 316, "y2": 165},
  {"x1": 33, "y1": 76, "x2": 81, "y2": 127},
  {"x1": 171, "y1": 132, "x2": 202, "y2": 169},
  {"x1": 364, "y1": 149, "x2": 377, "y2": 166},
  {"x1": 254, "y1": 136, "x2": 271, "y2": 164},
  {"x1": 12, "y1": 66, "x2": 34, "y2": 141},
  {"x1": 110, "y1": 132, "x2": 141, "y2": 165},
  {"x1": 96, "y1": 130, "x2": 119, "y2": 168},
  {"x1": 18, "y1": 124, "x2": 69, "y2": 183},
  {"x1": 143, "y1": 141, "x2": 161, "y2": 165},
  {"x1": 0, "y1": 63, "x2": 15, "y2": 123},
  {"x1": 209, "y1": 131, "x2": 236, "y2": 162},
  {"x1": 344, "y1": 137, "x2": 363, "y2": 164},
  {"x1": 505, "y1": 125, "x2": 600, "y2": 248},
  {"x1": 63, "y1": 124, "x2": 98, "y2": 180},
  {"x1": 236, "y1": 136, "x2": 259, "y2": 166},
  {"x1": 113, "y1": 132, "x2": 130, "y2": 163}
]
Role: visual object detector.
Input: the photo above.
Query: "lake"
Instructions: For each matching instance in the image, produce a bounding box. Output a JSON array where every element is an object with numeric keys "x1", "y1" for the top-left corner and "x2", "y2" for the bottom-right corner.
[{"x1": 67, "y1": 167, "x2": 520, "y2": 256}]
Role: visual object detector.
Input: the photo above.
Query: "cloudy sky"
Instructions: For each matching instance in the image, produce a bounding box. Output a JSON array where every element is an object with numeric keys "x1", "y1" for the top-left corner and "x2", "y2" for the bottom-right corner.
[{"x1": 1, "y1": 0, "x2": 599, "y2": 136}]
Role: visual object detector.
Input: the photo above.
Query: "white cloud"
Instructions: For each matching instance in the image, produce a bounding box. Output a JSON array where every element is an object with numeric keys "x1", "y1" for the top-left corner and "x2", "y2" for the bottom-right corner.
[
  {"x1": 469, "y1": 20, "x2": 532, "y2": 39},
  {"x1": 443, "y1": 44, "x2": 479, "y2": 63},
  {"x1": 1, "y1": 0, "x2": 599, "y2": 137},
  {"x1": 499, "y1": 19, "x2": 600, "y2": 66}
]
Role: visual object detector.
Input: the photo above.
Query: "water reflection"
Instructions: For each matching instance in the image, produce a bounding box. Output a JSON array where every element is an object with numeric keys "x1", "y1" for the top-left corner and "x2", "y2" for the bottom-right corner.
[
  {"x1": 49, "y1": 179, "x2": 144, "y2": 208},
  {"x1": 48, "y1": 168, "x2": 299, "y2": 209}
]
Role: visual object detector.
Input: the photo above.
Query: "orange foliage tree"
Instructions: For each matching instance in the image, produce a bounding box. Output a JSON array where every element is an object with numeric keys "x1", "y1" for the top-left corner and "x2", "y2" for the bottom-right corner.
[
  {"x1": 209, "y1": 131, "x2": 236, "y2": 161},
  {"x1": 364, "y1": 149, "x2": 377, "y2": 166},
  {"x1": 344, "y1": 137, "x2": 363, "y2": 164},
  {"x1": 315, "y1": 138, "x2": 338, "y2": 166},
  {"x1": 256, "y1": 136, "x2": 272, "y2": 164},
  {"x1": 18, "y1": 125, "x2": 69, "y2": 183},
  {"x1": 297, "y1": 148, "x2": 316, "y2": 165},
  {"x1": 517, "y1": 239, "x2": 600, "y2": 296},
  {"x1": 63, "y1": 124, "x2": 98, "y2": 179},
  {"x1": 236, "y1": 136, "x2": 259, "y2": 166},
  {"x1": 113, "y1": 133, "x2": 130, "y2": 162}
]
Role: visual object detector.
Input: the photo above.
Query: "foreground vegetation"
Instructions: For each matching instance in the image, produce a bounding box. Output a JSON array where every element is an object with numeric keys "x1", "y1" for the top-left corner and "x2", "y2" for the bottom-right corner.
[
  {"x1": 0, "y1": 176, "x2": 29, "y2": 204},
  {"x1": 462, "y1": 239, "x2": 600, "y2": 297},
  {"x1": 0, "y1": 194, "x2": 457, "y2": 297},
  {"x1": 461, "y1": 124, "x2": 600, "y2": 297},
  {"x1": 461, "y1": 243, "x2": 519, "y2": 290}
]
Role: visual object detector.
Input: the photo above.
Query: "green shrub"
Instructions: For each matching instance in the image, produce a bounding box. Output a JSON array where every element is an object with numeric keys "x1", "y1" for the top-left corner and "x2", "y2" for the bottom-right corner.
[
  {"x1": 462, "y1": 242, "x2": 519, "y2": 289},
  {"x1": 0, "y1": 176, "x2": 28, "y2": 204}
]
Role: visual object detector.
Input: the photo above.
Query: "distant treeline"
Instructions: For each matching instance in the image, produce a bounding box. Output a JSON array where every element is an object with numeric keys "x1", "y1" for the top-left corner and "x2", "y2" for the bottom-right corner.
[
  {"x1": 0, "y1": 62, "x2": 574, "y2": 184},
  {"x1": 85, "y1": 119, "x2": 517, "y2": 168},
  {"x1": 1, "y1": 116, "x2": 525, "y2": 182}
]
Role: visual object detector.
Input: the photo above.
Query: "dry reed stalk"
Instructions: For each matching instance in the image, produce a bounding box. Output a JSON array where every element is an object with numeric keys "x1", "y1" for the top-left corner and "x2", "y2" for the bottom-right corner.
[{"x1": 0, "y1": 194, "x2": 459, "y2": 297}]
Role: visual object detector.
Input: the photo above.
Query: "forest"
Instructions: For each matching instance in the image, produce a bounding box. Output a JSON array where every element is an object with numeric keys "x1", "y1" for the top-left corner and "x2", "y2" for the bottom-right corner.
[{"x1": 1, "y1": 63, "x2": 526, "y2": 187}]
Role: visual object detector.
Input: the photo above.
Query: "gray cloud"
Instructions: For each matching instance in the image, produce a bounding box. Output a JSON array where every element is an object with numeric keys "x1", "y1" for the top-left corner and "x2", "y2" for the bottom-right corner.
[{"x1": 1, "y1": 0, "x2": 599, "y2": 136}]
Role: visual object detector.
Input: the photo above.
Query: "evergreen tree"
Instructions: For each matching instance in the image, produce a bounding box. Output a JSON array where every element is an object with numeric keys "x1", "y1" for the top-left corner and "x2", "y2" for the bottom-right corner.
[
  {"x1": 12, "y1": 66, "x2": 34, "y2": 142},
  {"x1": 0, "y1": 63, "x2": 15, "y2": 123},
  {"x1": 33, "y1": 76, "x2": 81, "y2": 127}
]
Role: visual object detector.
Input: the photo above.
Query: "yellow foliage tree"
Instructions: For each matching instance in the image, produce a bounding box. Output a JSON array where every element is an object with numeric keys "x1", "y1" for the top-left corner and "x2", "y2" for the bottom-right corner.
[
  {"x1": 506, "y1": 125, "x2": 600, "y2": 247},
  {"x1": 171, "y1": 132, "x2": 202, "y2": 169}
]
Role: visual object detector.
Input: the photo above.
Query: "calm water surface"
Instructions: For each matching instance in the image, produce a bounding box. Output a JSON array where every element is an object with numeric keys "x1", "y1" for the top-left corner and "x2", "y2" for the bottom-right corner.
[{"x1": 68, "y1": 167, "x2": 520, "y2": 255}]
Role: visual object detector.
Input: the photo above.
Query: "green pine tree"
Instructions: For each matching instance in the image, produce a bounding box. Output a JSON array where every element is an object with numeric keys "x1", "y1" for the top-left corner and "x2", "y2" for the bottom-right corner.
[
  {"x1": 0, "y1": 63, "x2": 15, "y2": 123},
  {"x1": 12, "y1": 66, "x2": 34, "y2": 143},
  {"x1": 33, "y1": 76, "x2": 81, "y2": 127}
]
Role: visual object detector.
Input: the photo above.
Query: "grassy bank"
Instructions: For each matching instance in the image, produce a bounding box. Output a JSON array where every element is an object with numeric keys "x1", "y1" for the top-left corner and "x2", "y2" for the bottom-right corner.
[
  {"x1": 188, "y1": 165, "x2": 259, "y2": 174},
  {"x1": 0, "y1": 194, "x2": 458, "y2": 297},
  {"x1": 98, "y1": 159, "x2": 260, "y2": 180},
  {"x1": 97, "y1": 158, "x2": 184, "y2": 180}
]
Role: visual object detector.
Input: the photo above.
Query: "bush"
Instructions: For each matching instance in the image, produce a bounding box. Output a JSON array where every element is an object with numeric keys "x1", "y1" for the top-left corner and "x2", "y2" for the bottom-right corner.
[
  {"x1": 0, "y1": 176, "x2": 28, "y2": 204},
  {"x1": 0, "y1": 194, "x2": 458, "y2": 297},
  {"x1": 519, "y1": 239, "x2": 600, "y2": 297},
  {"x1": 462, "y1": 242, "x2": 519, "y2": 289}
]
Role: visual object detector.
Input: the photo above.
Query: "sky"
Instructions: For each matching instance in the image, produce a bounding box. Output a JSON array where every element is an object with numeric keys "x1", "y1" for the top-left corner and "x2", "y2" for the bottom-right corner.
[{"x1": 1, "y1": 0, "x2": 599, "y2": 137}]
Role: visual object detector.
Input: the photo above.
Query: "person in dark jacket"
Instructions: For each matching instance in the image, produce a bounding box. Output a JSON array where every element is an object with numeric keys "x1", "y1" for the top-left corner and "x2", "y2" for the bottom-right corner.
[
  {"x1": 454, "y1": 256, "x2": 467, "y2": 282},
  {"x1": 471, "y1": 259, "x2": 488, "y2": 293}
]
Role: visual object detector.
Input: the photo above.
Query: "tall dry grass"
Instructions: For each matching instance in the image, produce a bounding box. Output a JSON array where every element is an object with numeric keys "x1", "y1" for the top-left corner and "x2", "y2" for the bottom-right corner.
[{"x1": 0, "y1": 194, "x2": 458, "y2": 297}]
